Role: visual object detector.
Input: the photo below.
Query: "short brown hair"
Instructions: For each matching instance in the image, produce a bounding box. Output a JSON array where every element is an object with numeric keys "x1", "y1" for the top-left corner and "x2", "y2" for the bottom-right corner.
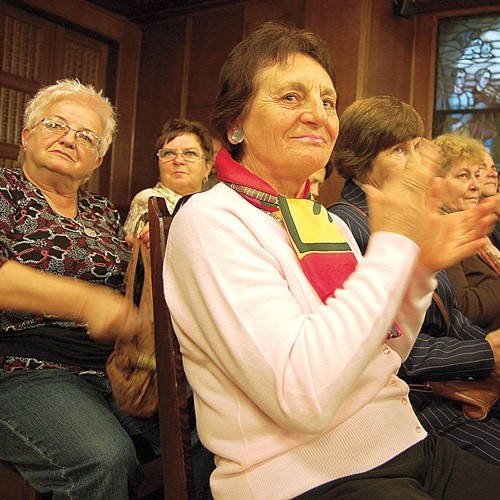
[
  {"x1": 211, "y1": 20, "x2": 335, "y2": 161},
  {"x1": 334, "y1": 95, "x2": 424, "y2": 181},
  {"x1": 152, "y1": 118, "x2": 213, "y2": 173},
  {"x1": 433, "y1": 133, "x2": 485, "y2": 174}
]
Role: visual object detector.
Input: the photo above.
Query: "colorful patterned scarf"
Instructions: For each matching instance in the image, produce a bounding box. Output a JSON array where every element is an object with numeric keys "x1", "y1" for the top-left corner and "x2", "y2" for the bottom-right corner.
[{"x1": 216, "y1": 148, "x2": 358, "y2": 303}]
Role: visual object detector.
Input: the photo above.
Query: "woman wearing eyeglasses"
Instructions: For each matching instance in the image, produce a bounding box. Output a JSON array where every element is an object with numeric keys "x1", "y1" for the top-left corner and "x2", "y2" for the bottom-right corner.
[
  {"x1": 124, "y1": 118, "x2": 213, "y2": 239},
  {"x1": 0, "y1": 79, "x2": 161, "y2": 499}
]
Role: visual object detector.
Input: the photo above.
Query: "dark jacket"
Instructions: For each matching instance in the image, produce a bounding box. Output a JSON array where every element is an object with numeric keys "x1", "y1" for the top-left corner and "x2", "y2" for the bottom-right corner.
[
  {"x1": 328, "y1": 180, "x2": 499, "y2": 464},
  {"x1": 447, "y1": 252, "x2": 500, "y2": 331}
]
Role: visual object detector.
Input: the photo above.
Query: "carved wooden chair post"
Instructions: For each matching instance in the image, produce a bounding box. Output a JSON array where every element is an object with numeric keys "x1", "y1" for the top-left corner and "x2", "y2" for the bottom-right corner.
[{"x1": 148, "y1": 196, "x2": 196, "y2": 499}]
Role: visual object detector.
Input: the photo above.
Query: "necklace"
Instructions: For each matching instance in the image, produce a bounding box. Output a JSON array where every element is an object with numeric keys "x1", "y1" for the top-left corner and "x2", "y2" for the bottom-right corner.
[
  {"x1": 76, "y1": 217, "x2": 98, "y2": 238},
  {"x1": 42, "y1": 192, "x2": 98, "y2": 238}
]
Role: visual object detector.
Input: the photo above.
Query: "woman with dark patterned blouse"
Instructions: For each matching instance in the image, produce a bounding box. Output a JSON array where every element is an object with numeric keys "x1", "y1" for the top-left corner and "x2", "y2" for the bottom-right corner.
[{"x1": 0, "y1": 80, "x2": 159, "y2": 499}]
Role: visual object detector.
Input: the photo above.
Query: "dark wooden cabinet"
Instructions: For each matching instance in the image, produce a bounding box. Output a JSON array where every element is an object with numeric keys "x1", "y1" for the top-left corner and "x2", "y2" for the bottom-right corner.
[
  {"x1": 0, "y1": 4, "x2": 51, "y2": 169},
  {"x1": 0, "y1": 0, "x2": 140, "y2": 208},
  {"x1": 0, "y1": 3, "x2": 109, "y2": 194}
]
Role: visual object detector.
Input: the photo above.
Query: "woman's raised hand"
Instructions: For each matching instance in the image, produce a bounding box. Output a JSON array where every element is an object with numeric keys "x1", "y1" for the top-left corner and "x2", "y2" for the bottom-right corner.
[
  {"x1": 365, "y1": 138, "x2": 442, "y2": 244},
  {"x1": 365, "y1": 138, "x2": 497, "y2": 272},
  {"x1": 486, "y1": 329, "x2": 500, "y2": 385},
  {"x1": 418, "y1": 196, "x2": 497, "y2": 271}
]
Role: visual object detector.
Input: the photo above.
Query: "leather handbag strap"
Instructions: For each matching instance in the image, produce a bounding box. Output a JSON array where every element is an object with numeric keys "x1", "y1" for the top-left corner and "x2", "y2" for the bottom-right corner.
[
  {"x1": 125, "y1": 239, "x2": 141, "y2": 302},
  {"x1": 432, "y1": 291, "x2": 450, "y2": 336}
]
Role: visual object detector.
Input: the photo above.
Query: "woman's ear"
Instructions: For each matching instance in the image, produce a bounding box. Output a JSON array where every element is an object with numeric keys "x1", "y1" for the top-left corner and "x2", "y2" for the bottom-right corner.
[
  {"x1": 205, "y1": 160, "x2": 213, "y2": 179},
  {"x1": 92, "y1": 156, "x2": 104, "y2": 171},
  {"x1": 21, "y1": 128, "x2": 31, "y2": 150}
]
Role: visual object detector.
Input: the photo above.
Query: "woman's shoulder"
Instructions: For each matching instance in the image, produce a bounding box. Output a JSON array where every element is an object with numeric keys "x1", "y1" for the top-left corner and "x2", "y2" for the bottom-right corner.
[
  {"x1": 132, "y1": 187, "x2": 158, "y2": 201},
  {"x1": 463, "y1": 252, "x2": 498, "y2": 277},
  {"x1": 0, "y1": 166, "x2": 24, "y2": 187},
  {"x1": 172, "y1": 183, "x2": 259, "y2": 237},
  {"x1": 0, "y1": 167, "x2": 31, "y2": 204},
  {"x1": 80, "y1": 189, "x2": 113, "y2": 206},
  {"x1": 79, "y1": 189, "x2": 119, "y2": 219},
  {"x1": 175, "y1": 183, "x2": 245, "y2": 218}
]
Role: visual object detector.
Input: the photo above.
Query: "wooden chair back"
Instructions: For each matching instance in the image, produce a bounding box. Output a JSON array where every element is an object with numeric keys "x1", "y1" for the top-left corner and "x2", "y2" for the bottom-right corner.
[{"x1": 148, "y1": 196, "x2": 195, "y2": 499}]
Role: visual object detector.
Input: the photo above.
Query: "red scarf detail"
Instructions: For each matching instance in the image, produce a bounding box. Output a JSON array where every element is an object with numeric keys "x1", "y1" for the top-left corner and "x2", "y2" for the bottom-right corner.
[{"x1": 216, "y1": 148, "x2": 359, "y2": 303}]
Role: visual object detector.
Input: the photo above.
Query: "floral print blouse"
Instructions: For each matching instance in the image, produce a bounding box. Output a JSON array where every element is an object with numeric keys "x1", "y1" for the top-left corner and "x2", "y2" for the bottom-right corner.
[{"x1": 0, "y1": 167, "x2": 130, "y2": 374}]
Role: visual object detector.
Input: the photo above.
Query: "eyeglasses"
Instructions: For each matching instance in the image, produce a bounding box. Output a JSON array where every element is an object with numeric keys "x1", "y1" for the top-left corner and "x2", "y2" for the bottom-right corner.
[
  {"x1": 33, "y1": 118, "x2": 101, "y2": 150},
  {"x1": 157, "y1": 148, "x2": 206, "y2": 163}
]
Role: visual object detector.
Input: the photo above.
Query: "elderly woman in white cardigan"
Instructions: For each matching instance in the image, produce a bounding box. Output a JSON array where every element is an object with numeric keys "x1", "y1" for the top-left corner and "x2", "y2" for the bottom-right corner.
[{"x1": 164, "y1": 21, "x2": 499, "y2": 499}]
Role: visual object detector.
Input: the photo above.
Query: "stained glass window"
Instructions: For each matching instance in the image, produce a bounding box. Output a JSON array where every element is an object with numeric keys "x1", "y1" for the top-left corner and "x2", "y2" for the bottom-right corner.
[{"x1": 433, "y1": 14, "x2": 500, "y2": 164}]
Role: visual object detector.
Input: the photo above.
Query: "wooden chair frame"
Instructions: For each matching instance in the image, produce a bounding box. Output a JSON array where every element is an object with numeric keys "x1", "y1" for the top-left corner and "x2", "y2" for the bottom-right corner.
[
  {"x1": 0, "y1": 459, "x2": 45, "y2": 500},
  {"x1": 148, "y1": 196, "x2": 195, "y2": 499}
]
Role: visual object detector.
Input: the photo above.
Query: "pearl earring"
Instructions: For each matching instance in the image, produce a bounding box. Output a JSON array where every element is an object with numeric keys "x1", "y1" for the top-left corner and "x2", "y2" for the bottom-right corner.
[{"x1": 231, "y1": 128, "x2": 245, "y2": 144}]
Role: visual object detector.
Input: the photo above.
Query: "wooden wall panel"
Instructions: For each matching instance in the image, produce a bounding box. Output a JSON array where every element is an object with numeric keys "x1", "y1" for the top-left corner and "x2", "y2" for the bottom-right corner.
[
  {"x1": 243, "y1": 0, "x2": 305, "y2": 34},
  {"x1": 0, "y1": 4, "x2": 53, "y2": 166},
  {"x1": 132, "y1": 20, "x2": 188, "y2": 195},
  {"x1": 9, "y1": 0, "x2": 142, "y2": 207},
  {"x1": 52, "y1": 25, "x2": 109, "y2": 194},
  {"x1": 304, "y1": 0, "x2": 366, "y2": 205},
  {"x1": 52, "y1": 26, "x2": 108, "y2": 90},
  {"x1": 364, "y1": 1, "x2": 416, "y2": 102},
  {"x1": 412, "y1": 12, "x2": 438, "y2": 137},
  {"x1": 187, "y1": 7, "x2": 244, "y2": 124},
  {"x1": 304, "y1": 0, "x2": 364, "y2": 115},
  {"x1": 131, "y1": 8, "x2": 247, "y2": 198}
]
